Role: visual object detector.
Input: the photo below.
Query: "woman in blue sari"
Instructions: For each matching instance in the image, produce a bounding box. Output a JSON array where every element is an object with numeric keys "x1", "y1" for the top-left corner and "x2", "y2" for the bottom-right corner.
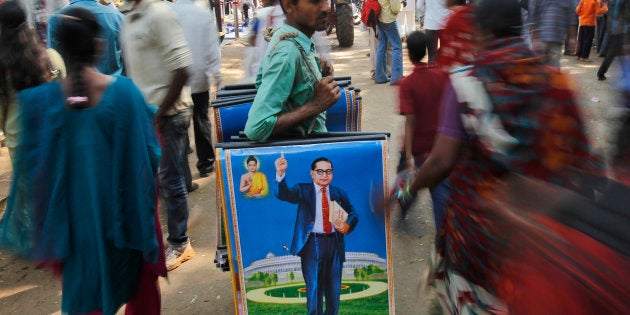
[{"x1": 0, "y1": 7, "x2": 164, "y2": 315}]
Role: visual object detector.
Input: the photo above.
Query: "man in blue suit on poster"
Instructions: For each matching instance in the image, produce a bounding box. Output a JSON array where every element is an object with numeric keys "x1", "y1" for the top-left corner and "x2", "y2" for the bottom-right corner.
[{"x1": 274, "y1": 154, "x2": 359, "y2": 315}]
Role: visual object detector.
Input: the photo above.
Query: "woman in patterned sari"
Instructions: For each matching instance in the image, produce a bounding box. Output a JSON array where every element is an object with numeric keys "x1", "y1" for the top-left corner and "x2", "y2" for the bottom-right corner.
[{"x1": 397, "y1": 0, "x2": 610, "y2": 313}]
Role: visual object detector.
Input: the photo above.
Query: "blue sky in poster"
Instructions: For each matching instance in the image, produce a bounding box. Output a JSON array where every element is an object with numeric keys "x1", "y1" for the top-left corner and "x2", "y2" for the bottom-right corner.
[{"x1": 227, "y1": 140, "x2": 388, "y2": 268}]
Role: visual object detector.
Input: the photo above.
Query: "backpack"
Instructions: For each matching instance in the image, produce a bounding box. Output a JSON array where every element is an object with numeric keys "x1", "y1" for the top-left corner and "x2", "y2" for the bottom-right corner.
[{"x1": 361, "y1": 0, "x2": 382, "y2": 28}]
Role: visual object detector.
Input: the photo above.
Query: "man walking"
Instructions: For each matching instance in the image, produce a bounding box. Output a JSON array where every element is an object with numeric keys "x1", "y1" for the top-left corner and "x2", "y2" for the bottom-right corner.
[
  {"x1": 121, "y1": 0, "x2": 196, "y2": 271},
  {"x1": 417, "y1": 0, "x2": 449, "y2": 62},
  {"x1": 528, "y1": 0, "x2": 576, "y2": 68},
  {"x1": 275, "y1": 155, "x2": 359, "y2": 315},
  {"x1": 47, "y1": 0, "x2": 125, "y2": 75},
  {"x1": 597, "y1": 0, "x2": 629, "y2": 80},
  {"x1": 375, "y1": 0, "x2": 402, "y2": 84},
  {"x1": 397, "y1": 0, "x2": 416, "y2": 40},
  {"x1": 172, "y1": 0, "x2": 221, "y2": 177},
  {"x1": 244, "y1": 0, "x2": 340, "y2": 142}
]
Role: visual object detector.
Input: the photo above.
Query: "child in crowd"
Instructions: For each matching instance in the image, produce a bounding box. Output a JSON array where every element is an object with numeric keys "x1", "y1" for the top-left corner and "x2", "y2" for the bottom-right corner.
[{"x1": 397, "y1": 30, "x2": 450, "y2": 236}]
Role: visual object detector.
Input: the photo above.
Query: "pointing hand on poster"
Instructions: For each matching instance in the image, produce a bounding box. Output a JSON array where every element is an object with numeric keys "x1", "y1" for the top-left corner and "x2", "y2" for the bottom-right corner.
[{"x1": 275, "y1": 152, "x2": 288, "y2": 176}]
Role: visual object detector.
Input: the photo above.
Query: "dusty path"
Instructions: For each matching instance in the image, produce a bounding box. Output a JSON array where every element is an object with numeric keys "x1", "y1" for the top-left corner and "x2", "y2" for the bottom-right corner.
[{"x1": 0, "y1": 23, "x2": 622, "y2": 314}]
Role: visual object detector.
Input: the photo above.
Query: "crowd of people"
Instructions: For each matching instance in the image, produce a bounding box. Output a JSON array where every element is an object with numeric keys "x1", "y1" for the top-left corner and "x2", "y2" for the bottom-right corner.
[{"x1": 0, "y1": 0, "x2": 629, "y2": 313}]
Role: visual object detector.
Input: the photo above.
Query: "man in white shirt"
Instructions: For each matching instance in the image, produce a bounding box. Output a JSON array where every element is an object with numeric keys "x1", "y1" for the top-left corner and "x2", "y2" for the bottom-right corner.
[
  {"x1": 121, "y1": 0, "x2": 195, "y2": 271},
  {"x1": 172, "y1": 0, "x2": 221, "y2": 178},
  {"x1": 398, "y1": 0, "x2": 416, "y2": 39},
  {"x1": 416, "y1": 0, "x2": 450, "y2": 62}
]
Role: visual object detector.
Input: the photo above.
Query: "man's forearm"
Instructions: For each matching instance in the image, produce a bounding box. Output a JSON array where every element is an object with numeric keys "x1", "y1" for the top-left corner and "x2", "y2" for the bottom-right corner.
[
  {"x1": 271, "y1": 100, "x2": 323, "y2": 136},
  {"x1": 159, "y1": 67, "x2": 189, "y2": 113}
]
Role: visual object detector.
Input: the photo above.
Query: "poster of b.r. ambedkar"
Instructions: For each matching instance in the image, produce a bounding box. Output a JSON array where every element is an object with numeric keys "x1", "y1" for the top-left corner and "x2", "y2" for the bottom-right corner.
[{"x1": 217, "y1": 135, "x2": 393, "y2": 314}]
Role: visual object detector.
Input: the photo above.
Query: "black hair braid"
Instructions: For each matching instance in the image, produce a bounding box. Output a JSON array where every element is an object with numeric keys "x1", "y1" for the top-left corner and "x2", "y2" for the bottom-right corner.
[
  {"x1": 53, "y1": 7, "x2": 101, "y2": 109},
  {"x1": 66, "y1": 61, "x2": 89, "y2": 108}
]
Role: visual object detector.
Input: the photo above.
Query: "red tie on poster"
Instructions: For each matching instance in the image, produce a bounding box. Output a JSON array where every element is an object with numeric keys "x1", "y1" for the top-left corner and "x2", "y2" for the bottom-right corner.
[{"x1": 321, "y1": 187, "x2": 332, "y2": 233}]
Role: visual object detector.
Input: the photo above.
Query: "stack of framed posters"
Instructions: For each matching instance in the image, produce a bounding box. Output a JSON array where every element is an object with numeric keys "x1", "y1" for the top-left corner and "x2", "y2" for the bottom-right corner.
[
  {"x1": 216, "y1": 134, "x2": 393, "y2": 314},
  {"x1": 212, "y1": 78, "x2": 362, "y2": 143},
  {"x1": 211, "y1": 79, "x2": 363, "y2": 272}
]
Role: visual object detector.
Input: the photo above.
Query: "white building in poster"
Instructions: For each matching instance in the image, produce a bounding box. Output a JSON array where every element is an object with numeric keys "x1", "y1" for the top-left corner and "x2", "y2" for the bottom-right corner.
[{"x1": 243, "y1": 252, "x2": 387, "y2": 284}]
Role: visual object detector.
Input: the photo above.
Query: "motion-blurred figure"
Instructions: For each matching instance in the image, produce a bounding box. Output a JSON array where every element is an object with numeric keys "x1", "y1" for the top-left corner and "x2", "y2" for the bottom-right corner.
[
  {"x1": 122, "y1": 0, "x2": 196, "y2": 271},
  {"x1": 0, "y1": 0, "x2": 64, "y2": 161},
  {"x1": 576, "y1": 0, "x2": 608, "y2": 62},
  {"x1": 243, "y1": 0, "x2": 284, "y2": 81},
  {"x1": 528, "y1": 0, "x2": 576, "y2": 68},
  {"x1": 396, "y1": 0, "x2": 603, "y2": 312},
  {"x1": 396, "y1": 30, "x2": 450, "y2": 231},
  {"x1": 597, "y1": 0, "x2": 629, "y2": 81},
  {"x1": 172, "y1": 0, "x2": 221, "y2": 177},
  {"x1": 47, "y1": 0, "x2": 125, "y2": 75},
  {"x1": 1, "y1": 7, "x2": 164, "y2": 314}
]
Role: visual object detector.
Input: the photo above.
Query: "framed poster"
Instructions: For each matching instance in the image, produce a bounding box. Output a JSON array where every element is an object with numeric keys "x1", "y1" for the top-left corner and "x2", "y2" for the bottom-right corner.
[{"x1": 217, "y1": 134, "x2": 393, "y2": 314}]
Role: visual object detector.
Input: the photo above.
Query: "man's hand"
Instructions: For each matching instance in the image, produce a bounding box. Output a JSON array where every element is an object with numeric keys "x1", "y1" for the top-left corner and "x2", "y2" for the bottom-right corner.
[
  {"x1": 334, "y1": 220, "x2": 350, "y2": 234},
  {"x1": 270, "y1": 77, "x2": 339, "y2": 137},
  {"x1": 311, "y1": 76, "x2": 341, "y2": 112},
  {"x1": 275, "y1": 152, "x2": 288, "y2": 177},
  {"x1": 320, "y1": 59, "x2": 334, "y2": 77}
]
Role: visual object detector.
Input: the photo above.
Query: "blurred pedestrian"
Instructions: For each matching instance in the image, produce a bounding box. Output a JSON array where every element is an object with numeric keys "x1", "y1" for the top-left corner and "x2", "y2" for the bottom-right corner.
[
  {"x1": 0, "y1": 0, "x2": 64, "y2": 161},
  {"x1": 242, "y1": 0, "x2": 253, "y2": 26},
  {"x1": 121, "y1": 0, "x2": 196, "y2": 271},
  {"x1": 397, "y1": 0, "x2": 415, "y2": 40},
  {"x1": 172, "y1": 0, "x2": 221, "y2": 177},
  {"x1": 243, "y1": 0, "x2": 340, "y2": 141},
  {"x1": 576, "y1": 0, "x2": 608, "y2": 62},
  {"x1": 396, "y1": 0, "x2": 599, "y2": 312},
  {"x1": 597, "y1": 0, "x2": 629, "y2": 80},
  {"x1": 596, "y1": 0, "x2": 609, "y2": 55},
  {"x1": 416, "y1": 0, "x2": 450, "y2": 62},
  {"x1": 564, "y1": 0, "x2": 580, "y2": 55},
  {"x1": 375, "y1": 0, "x2": 402, "y2": 84},
  {"x1": 436, "y1": 0, "x2": 477, "y2": 71},
  {"x1": 1, "y1": 7, "x2": 164, "y2": 314},
  {"x1": 528, "y1": 0, "x2": 576, "y2": 68},
  {"x1": 397, "y1": 30, "x2": 450, "y2": 232},
  {"x1": 47, "y1": 0, "x2": 125, "y2": 75},
  {"x1": 243, "y1": 0, "x2": 284, "y2": 81}
]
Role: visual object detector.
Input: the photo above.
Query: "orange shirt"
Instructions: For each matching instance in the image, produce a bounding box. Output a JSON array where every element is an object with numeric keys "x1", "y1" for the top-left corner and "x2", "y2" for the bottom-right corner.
[{"x1": 576, "y1": 0, "x2": 608, "y2": 26}]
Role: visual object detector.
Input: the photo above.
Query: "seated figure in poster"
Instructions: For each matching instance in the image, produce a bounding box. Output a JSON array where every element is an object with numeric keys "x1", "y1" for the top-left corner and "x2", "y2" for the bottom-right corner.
[
  {"x1": 274, "y1": 153, "x2": 359, "y2": 314},
  {"x1": 240, "y1": 155, "x2": 269, "y2": 198}
]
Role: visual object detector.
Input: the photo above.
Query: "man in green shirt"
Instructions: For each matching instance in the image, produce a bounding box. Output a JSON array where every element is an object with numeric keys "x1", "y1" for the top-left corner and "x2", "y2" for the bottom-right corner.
[{"x1": 244, "y1": 0, "x2": 340, "y2": 142}]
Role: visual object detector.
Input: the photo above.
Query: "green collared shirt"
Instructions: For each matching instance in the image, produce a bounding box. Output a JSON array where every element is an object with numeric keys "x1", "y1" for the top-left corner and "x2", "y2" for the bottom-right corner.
[{"x1": 244, "y1": 23, "x2": 327, "y2": 142}]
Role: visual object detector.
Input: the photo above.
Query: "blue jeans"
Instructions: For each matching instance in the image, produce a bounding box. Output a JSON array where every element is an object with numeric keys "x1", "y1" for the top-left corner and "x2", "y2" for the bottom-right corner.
[
  {"x1": 376, "y1": 21, "x2": 402, "y2": 84},
  {"x1": 158, "y1": 109, "x2": 192, "y2": 246}
]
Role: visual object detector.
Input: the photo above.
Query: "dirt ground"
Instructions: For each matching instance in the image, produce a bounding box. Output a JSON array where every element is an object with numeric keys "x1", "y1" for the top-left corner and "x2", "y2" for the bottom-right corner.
[{"x1": 0, "y1": 23, "x2": 622, "y2": 314}]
